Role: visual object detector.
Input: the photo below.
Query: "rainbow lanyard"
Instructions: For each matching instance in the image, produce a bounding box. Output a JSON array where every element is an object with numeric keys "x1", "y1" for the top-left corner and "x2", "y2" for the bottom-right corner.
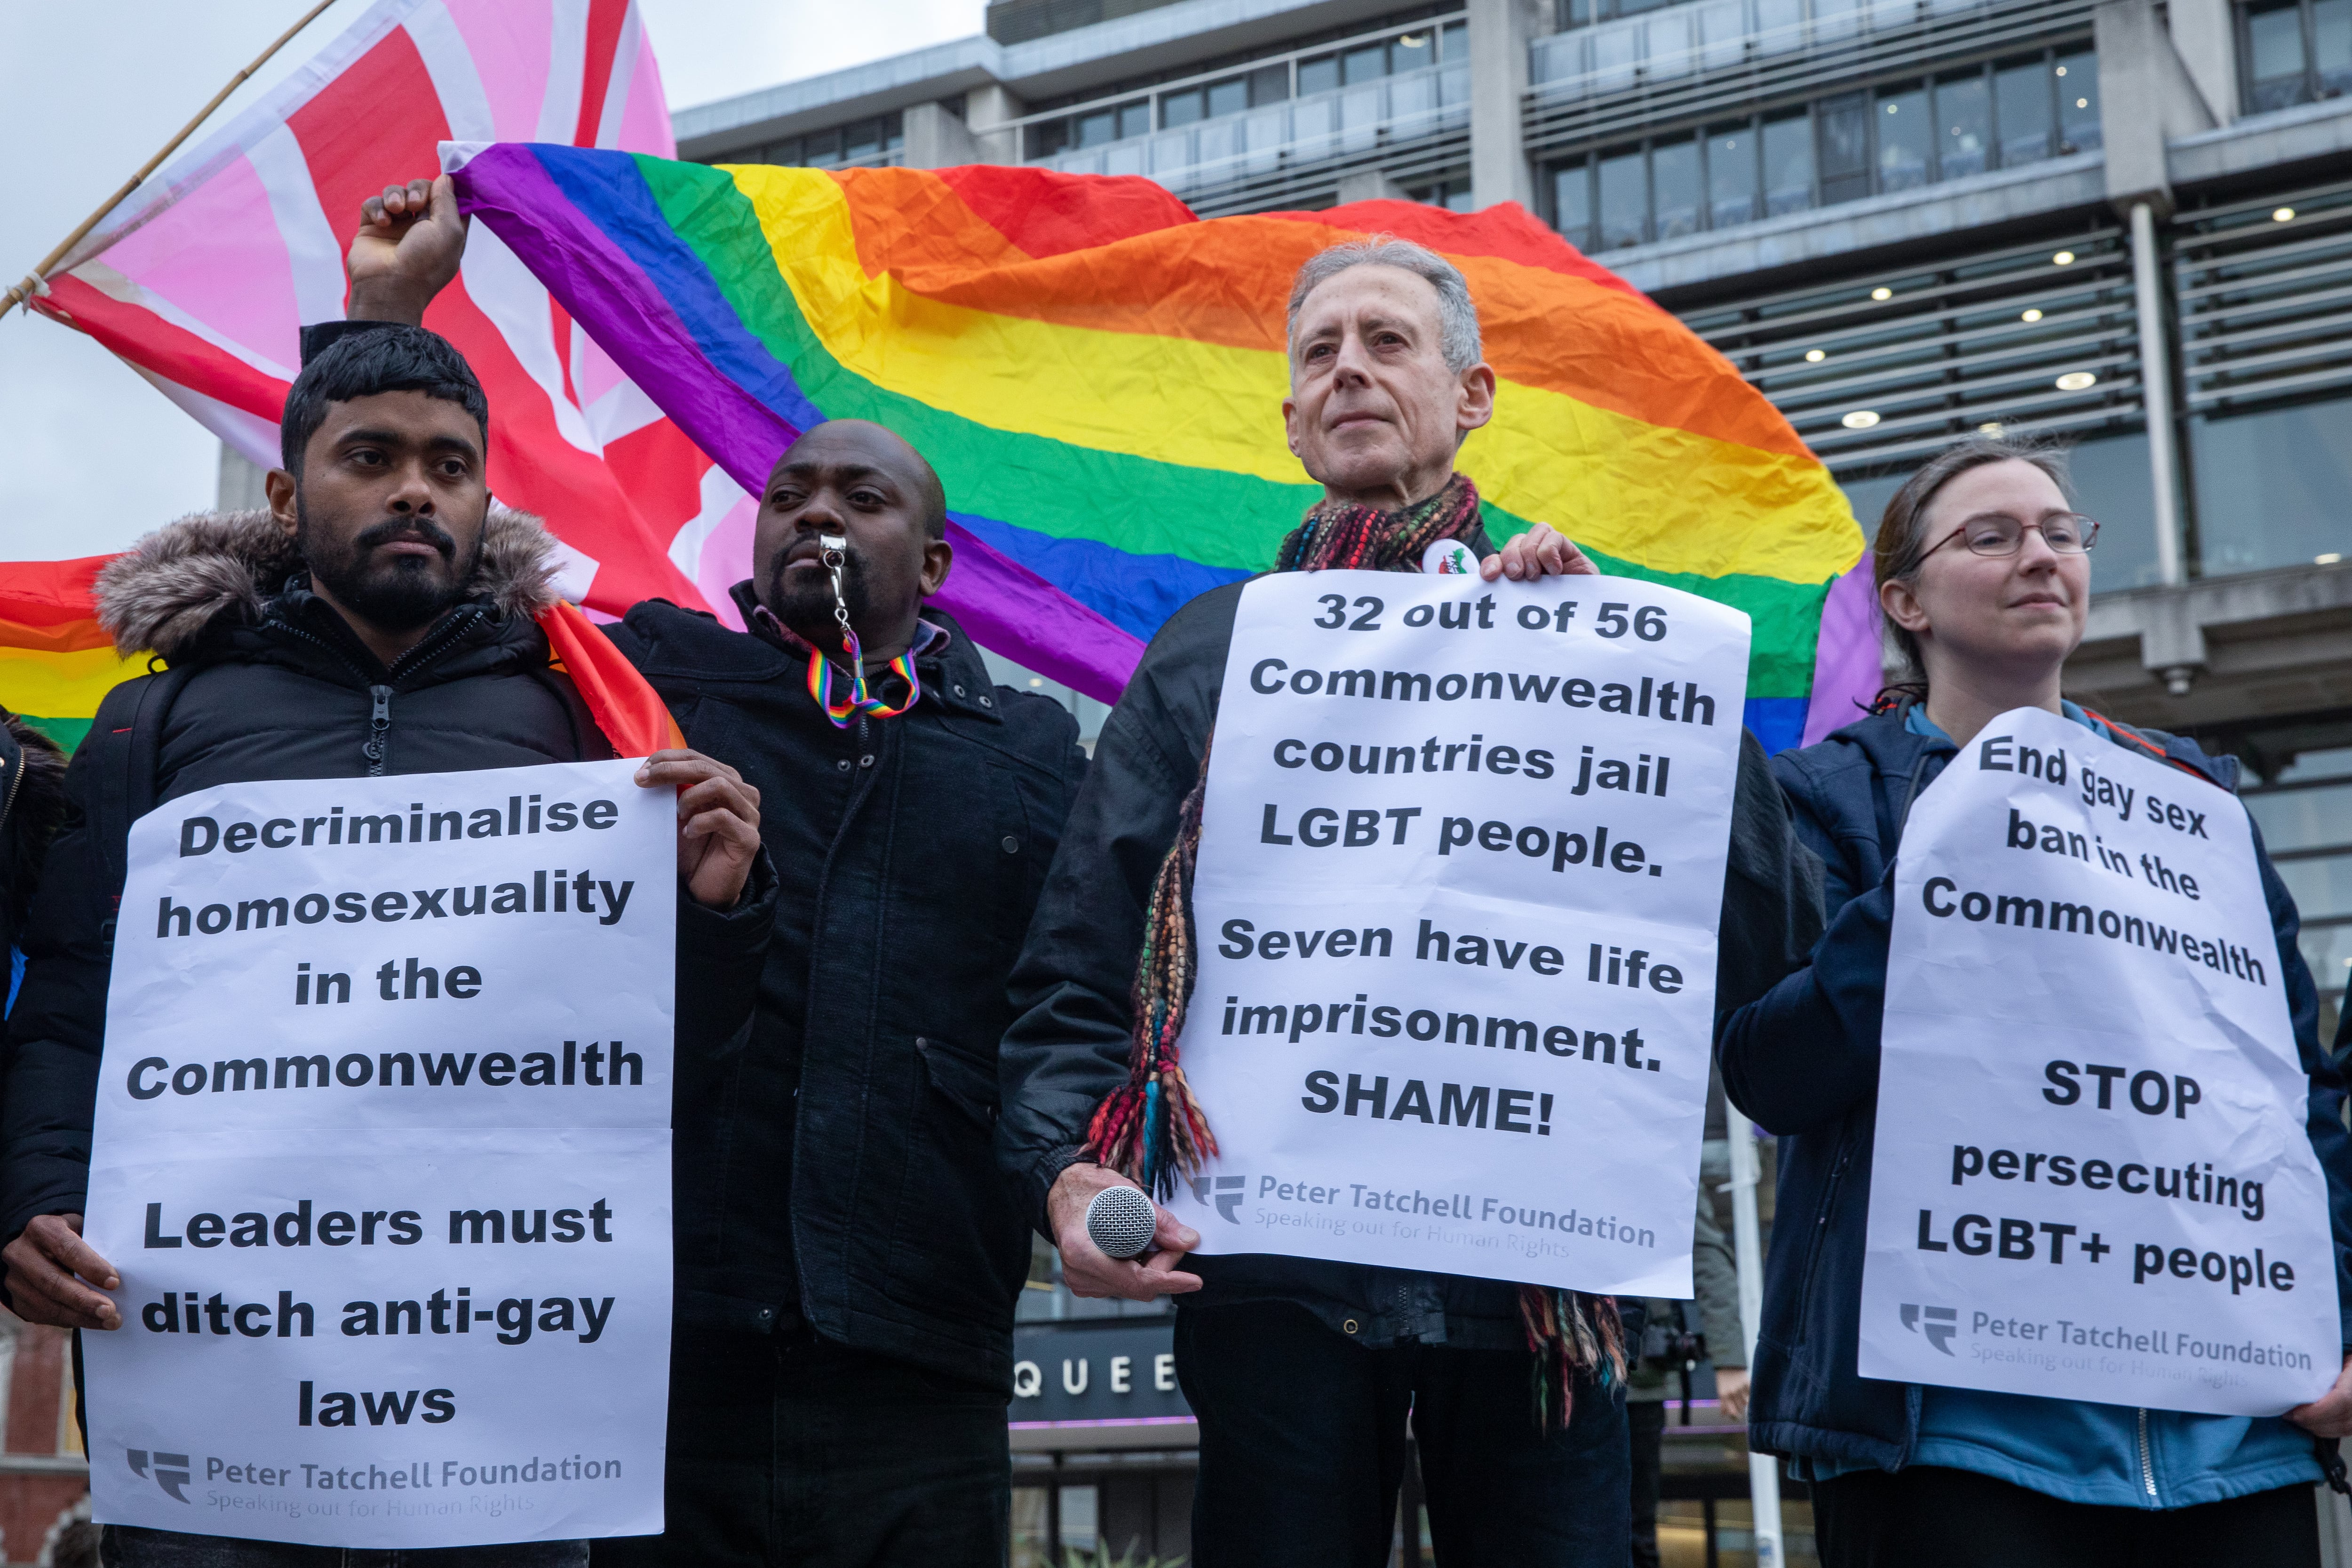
[{"x1": 804, "y1": 533, "x2": 922, "y2": 728}]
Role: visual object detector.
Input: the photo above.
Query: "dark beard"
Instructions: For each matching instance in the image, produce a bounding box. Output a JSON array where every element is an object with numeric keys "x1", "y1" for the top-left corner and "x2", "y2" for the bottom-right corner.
[
  {"x1": 767, "y1": 547, "x2": 871, "y2": 656},
  {"x1": 298, "y1": 504, "x2": 475, "y2": 633}
]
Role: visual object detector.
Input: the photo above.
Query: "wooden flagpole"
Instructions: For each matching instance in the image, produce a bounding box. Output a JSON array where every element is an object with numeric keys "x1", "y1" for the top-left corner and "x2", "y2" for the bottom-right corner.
[{"x1": 1, "y1": 0, "x2": 340, "y2": 320}]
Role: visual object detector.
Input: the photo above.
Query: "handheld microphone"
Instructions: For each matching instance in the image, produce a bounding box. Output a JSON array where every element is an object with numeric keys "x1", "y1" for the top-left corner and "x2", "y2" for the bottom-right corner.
[{"x1": 1084, "y1": 1185, "x2": 1159, "y2": 1260}]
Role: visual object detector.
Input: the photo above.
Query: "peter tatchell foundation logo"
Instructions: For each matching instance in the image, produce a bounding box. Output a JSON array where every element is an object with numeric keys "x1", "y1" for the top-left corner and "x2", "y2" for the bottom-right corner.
[
  {"x1": 1902, "y1": 1304, "x2": 1959, "y2": 1355},
  {"x1": 127, "y1": 1449, "x2": 192, "y2": 1502},
  {"x1": 1190, "y1": 1175, "x2": 1247, "y2": 1222}
]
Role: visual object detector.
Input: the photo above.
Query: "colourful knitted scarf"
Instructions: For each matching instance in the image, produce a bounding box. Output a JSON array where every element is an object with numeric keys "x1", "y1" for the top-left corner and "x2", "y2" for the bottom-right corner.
[{"x1": 1084, "y1": 474, "x2": 1627, "y2": 1427}]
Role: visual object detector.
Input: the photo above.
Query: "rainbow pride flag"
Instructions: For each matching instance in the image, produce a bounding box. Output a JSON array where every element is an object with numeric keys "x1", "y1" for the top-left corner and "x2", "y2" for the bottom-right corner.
[
  {"x1": 450, "y1": 146, "x2": 1863, "y2": 749},
  {"x1": 1, "y1": 558, "x2": 143, "y2": 751}
]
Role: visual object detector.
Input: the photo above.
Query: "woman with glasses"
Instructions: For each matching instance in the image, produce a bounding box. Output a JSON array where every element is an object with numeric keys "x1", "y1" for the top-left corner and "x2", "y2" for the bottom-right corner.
[{"x1": 1717, "y1": 436, "x2": 2352, "y2": 1565}]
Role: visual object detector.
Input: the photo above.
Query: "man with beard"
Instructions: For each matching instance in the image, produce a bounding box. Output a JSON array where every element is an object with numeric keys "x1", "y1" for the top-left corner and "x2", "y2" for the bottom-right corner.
[
  {"x1": 342, "y1": 177, "x2": 1089, "y2": 1568},
  {"x1": 997, "y1": 237, "x2": 1820, "y2": 1565},
  {"x1": 0, "y1": 310, "x2": 775, "y2": 1564}
]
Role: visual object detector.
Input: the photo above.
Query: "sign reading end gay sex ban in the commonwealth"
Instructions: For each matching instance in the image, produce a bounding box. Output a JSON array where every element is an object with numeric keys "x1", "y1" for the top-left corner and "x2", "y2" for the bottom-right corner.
[
  {"x1": 83, "y1": 760, "x2": 675, "y2": 1546},
  {"x1": 1861, "y1": 707, "x2": 2339, "y2": 1416},
  {"x1": 1163, "y1": 570, "x2": 1752, "y2": 1297}
]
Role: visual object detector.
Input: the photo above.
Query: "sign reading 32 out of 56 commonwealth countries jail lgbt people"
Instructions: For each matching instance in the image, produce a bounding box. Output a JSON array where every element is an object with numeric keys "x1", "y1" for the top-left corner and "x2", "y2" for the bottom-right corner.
[
  {"x1": 1160, "y1": 569, "x2": 1751, "y2": 1297},
  {"x1": 1860, "y1": 706, "x2": 2340, "y2": 1416},
  {"x1": 82, "y1": 759, "x2": 674, "y2": 1547}
]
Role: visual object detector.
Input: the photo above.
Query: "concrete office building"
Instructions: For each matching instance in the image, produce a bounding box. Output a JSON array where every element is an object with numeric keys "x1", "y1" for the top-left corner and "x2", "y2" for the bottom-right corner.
[{"x1": 211, "y1": 0, "x2": 2352, "y2": 1558}]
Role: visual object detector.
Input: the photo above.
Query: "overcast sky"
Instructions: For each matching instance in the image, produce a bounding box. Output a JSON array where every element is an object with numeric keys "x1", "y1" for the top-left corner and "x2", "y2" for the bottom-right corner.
[{"x1": 0, "y1": 0, "x2": 983, "y2": 562}]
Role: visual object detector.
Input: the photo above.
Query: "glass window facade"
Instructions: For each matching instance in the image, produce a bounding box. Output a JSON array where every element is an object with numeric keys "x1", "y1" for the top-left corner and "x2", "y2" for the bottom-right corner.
[
  {"x1": 2238, "y1": 746, "x2": 2352, "y2": 1040},
  {"x1": 1937, "y1": 69, "x2": 1992, "y2": 181},
  {"x1": 2063, "y1": 430, "x2": 2161, "y2": 592},
  {"x1": 724, "y1": 112, "x2": 905, "y2": 169},
  {"x1": 1008, "y1": 1472, "x2": 1195, "y2": 1567},
  {"x1": 1708, "y1": 122, "x2": 1759, "y2": 226},
  {"x1": 2241, "y1": 0, "x2": 2352, "y2": 110},
  {"x1": 1546, "y1": 47, "x2": 2096, "y2": 252},
  {"x1": 2190, "y1": 398, "x2": 2352, "y2": 575},
  {"x1": 1763, "y1": 110, "x2": 1814, "y2": 215},
  {"x1": 1995, "y1": 54, "x2": 2057, "y2": 165},
  {"x1": 1598, "y1": 147, "x2": 1649, "y2": 247},
  {"x1": 1875, "y1": 86, "x2": 1931, "y2": 192},
  {"x1": 1653, "y1": 135, "x2": 1702, "y2": 237},
  {"x1": 1026, "y1": 15, "x2": 1466, "y2": 161},
  {"x1": 2177, "y1": 183, "x2": 2352, "y2": 577}
]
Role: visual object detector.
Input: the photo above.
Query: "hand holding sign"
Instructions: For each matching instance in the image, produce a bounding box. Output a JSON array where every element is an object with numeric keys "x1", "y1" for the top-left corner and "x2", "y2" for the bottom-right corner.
[
  {"x1": 2288, "y1": 1353, "x2": 2352, "y2": 1438},
  {"x1": 1482, "y1": 522, "x2": 1597, "y2": 583},
  {"x1": 635, "y1": 748, "x2": 761, "y2": 909},
  {"x1": 3, "y1": 1212, "x2": 121, "y2": 1330}
]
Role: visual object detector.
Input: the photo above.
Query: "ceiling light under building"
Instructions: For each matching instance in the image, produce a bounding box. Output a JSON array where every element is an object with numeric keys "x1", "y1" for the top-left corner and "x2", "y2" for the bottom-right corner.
[
  {"x1": 1979, "y1": 422, "x2": 2005, "y2": 436},
  {"x1": 1804, "y1": 348, "x2": 1827, "y2": 362},
  {"x1": 2055, "y1": 371, "x2": 2098, "y2": 391},
  {"x1": 2021, "y1": 309, "x2": 2044, "y2": 322},
  {"x1": 2053, "y1": 250, "x2": 2076, "y2": 265},
  {"x1": 1842, "y1": 410, "x2": 1881, "y2": 429},
  {"x1": 1870, "y1": 286, "x2": 1893, "y2": 300},
  {"x1": 2275, "y1": 207, "x2": 2297, "y2": 222},
  {"x1": 2318, "y1": 553, "x2": 2344, "y2": 565}
]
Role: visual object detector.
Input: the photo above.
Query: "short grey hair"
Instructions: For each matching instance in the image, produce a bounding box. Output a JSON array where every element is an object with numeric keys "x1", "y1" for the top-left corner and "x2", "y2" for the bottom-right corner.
[{"x1": 1286, "y1": 236, "x2": 1484, "y2": 374}]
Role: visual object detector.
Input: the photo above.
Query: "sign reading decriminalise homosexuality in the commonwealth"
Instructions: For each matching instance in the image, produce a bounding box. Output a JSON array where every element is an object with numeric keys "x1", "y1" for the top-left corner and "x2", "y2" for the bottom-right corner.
[
  {"x1": 84, "y1": 759, "x2": 674, "y2": 1546},
  {"x1": 1161, "y1": 568, "x2": 1751, "y2": 1296},
  {"x1": 1861, "y1": 706, "x2": 2338, "y2": 1415}
]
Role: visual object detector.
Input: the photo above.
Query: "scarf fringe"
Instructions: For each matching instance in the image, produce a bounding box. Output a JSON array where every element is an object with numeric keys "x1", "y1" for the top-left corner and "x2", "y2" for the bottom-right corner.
[
  {"x1": 1519, "y1": 1288, "x2": 1626, "y2": 1431},
  {"x1": 1085, "y1": 737, "x2": 1219, "y2": 1199}
]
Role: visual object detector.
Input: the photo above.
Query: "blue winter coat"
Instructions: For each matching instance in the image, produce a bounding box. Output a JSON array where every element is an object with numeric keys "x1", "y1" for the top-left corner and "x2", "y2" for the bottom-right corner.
[{"x1": 1716, "y1": 703, "x2": 2352, "y2": 1507}]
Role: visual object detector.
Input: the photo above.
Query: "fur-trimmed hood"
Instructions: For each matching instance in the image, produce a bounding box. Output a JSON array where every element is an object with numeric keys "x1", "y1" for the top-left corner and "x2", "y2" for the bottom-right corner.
[{"x1": 95, "y1": 507, "x2": 567, "y2": 661}]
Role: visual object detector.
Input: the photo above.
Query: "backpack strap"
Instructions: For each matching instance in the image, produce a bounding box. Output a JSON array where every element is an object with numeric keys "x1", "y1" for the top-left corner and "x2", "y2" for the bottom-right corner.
[
  {"x1": 2078, "y1": 706, "x2": 2225, "y2": 788},
  {"x1": 83, "y1": 664, "x2": 197, "y2": 945}
]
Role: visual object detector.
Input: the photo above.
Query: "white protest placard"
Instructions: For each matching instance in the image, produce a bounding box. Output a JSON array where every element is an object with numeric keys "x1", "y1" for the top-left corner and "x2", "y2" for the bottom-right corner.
[
  {"x1": 84, "y1": 759, "x2": 674, "y2": 1546},
  {"x1": 1861, "y1": 706, "x2": 2339, "y2": 1414},
  {"x1": 1161, "y1": 570, "x2": 1751, "y2": 1296}
]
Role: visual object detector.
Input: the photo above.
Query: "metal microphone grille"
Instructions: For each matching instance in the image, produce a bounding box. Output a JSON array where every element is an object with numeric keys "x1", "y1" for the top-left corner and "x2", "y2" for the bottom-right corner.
[{"x1": 1085, "y1": 1185, "x2": 1158, "y2": 1260}]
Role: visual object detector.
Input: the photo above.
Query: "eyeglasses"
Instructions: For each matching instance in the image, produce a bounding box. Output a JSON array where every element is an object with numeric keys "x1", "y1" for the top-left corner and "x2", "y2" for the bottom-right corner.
[{"x1": 1926, "y1": 511, "x2": 2101, "y2": 558}]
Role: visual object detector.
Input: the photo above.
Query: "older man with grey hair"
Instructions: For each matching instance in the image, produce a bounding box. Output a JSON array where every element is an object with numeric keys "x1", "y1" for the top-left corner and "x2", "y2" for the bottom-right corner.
[{"x1": 997, "y1": 237, "x2": 1817, "y2": 1565}]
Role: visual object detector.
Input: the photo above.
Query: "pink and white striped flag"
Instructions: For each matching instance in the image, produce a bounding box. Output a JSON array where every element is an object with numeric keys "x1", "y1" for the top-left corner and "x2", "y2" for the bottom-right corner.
[{"x1": 25, "y1": 0, "x2": 758, "y2": 626}]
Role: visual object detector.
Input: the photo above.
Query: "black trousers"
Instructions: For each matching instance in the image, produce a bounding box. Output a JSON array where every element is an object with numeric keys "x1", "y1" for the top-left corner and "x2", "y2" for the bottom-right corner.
[
  {"x1": 1813, "y1": 1465, "x2": 2320, "y2": 1568},
  {"x1": 592, "y1": 1329, "x2": 1009, "y2": 1568},
  {"x1": 1176, "y1": 1301, "x2": 1629, "y2": 1568},
  {"x1": 1626, "y1": 1401, "x2": 1667, "y2": 1568}
]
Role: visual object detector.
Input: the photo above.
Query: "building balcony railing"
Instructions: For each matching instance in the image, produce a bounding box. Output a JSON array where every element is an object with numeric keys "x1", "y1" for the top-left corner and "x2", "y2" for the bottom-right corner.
[
  {"x1": 1029, "y1": 61, "x2": 1470, "y2": 210},
  {"x1": 1009, "y1": 10, "x2": 1468, "y2": 211},
  {"x1": 1526, "y1": 0, "x2": 2098, "y2": 158}
]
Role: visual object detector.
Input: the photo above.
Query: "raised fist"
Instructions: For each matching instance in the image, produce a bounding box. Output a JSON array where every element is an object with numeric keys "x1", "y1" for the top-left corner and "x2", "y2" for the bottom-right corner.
[{"x1": 347, "y1": 174, "x2": 469, "y2": 327}]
